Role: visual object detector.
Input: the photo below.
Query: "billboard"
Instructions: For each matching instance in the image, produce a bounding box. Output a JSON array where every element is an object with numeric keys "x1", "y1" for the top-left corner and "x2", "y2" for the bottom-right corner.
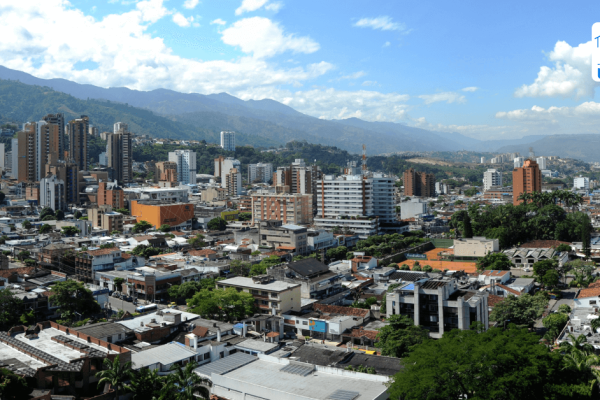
[
  {"x1": 309, "y1": 319, "x2": 327, "y2": 333},
  {"x1": 221, "y1": 210, "x2": 239, "y2": 221},
  {"x1": 406, "y1": 253, "x2": 427, "y2": 259}
]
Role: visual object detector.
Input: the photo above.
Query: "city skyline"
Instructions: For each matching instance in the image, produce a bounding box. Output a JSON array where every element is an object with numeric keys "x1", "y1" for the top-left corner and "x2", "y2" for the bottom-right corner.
[{"x1": 0, "y1": 0, "x2": 599, "y2": 140}]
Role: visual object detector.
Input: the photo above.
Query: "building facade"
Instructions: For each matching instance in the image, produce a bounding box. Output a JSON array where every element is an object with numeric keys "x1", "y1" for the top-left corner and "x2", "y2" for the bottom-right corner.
[
  {"x1": 98, "y1": 181, "x2": 125, "y2": 209},
  {"x1": 130, "y1": 201, "x2": 195, "y2": 230},
  {"x1": 154, "y1": 161, "x2": 178, "y2": 183},
  {"x1": 483, "y1": 169, "x2": 502, "y2": 191},
  {"x1": 220, "y1": 131, "x2": 235, "y2": 152},
  {"x1": 40, "y1": 174, "x2": 65, "y2": 211},
  {"x1": 251, "y1": 192, "x2": 312, "y2": 225},
  {"x1": 42, "y1": 113, "x2": 65, "y2": 159},
  {"x1": 248, "y1": 163, "x2": 273, "y2": 184},
  {"x1": 67, "y1": 116, "x2": 89, "y2": 170},
  {"x1": 513, "y1": 159, "x2": 542, "y2": 205},
  {"x1": 217, "y1": 276, "x2": 301, "y2": 315},
  {"x1": 106, "y1": 129, "x2": 133, "y2": 184},
  {"x1": 403, "y1": 168, "x2": 435, "y2": 197},
  {"x1": 169, "y1": 150, "x2": 197, "y2": 185},
  {"x1": 45, "y1": 154, "x2": 79, "y2": 206}
]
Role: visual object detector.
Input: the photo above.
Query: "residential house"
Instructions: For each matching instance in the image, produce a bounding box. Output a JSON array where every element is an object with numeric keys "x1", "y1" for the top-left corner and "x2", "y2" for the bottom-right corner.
[{"x1": 267, "y1": 258, "x2": 345, "y2": 300}]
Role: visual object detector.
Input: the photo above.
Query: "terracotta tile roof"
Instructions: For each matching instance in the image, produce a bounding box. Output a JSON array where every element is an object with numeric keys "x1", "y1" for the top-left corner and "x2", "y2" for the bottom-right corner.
[
  {"x1": 266, "y1": 331, "x2": 280, "y2": 338},
  {"x1": 487, "y1": 294, "x2": 505, "y2": 307},
  {"x1": 518, "y1": 240, "x2": 570, "y2": 249},
  {"x1": 577, "y1": 287, "x2": 600, "y2": 299},
  {"x1": 86, "y1": 248, "x2": 120, "y2": 256},
  {"x1": 171, "y1": 231, "x2": 185, "y2": 236},
  {"x1": 313, "y1": 303, "x2": 369, "y2": 318},
  {"x1": 496, "y1": 284, "x2": 522, "y2": 296},
  {"x1": 345, "y1": 328, "x2": 378, "y2": 341},
  {"x1": 263, "y1": 251, "x2": 289, "y2": 257},
  {"x1": 134, "y1": 235, "x2": 155, "y2": 242},
  {"x1": 216, "y1": 239, "x2": 234, "y2": 245},
  {"x1": 120, "y1": 253, "x2": 132, "y2": 260},
  {"x1": 188, "y1": 249, "x2": 217, "y2": 256},
  {"x1": 0, "y1": 267, "x2": 35, "y2": 279},
  {"x1": 588, "y1": 281, "x2": 600, "y2": 289},
  {"x1": 277, "y1": 245, "x2": 296, "y2": 250},
  {"x1": 480, "y1": 270, "x2": 510, "y2": 277},
  {"x1": 193, "y1": 326, "x2": 209, "y2": 337}
]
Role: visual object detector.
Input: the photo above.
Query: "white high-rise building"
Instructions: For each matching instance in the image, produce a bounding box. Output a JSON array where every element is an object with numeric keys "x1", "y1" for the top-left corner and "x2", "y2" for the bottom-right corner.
[
  {"x1": 5, "y1": 151, "x2": 11, "y2": 174},
  {"x1": 248, "y1": 163, "x2": 273, "y2": 183},
  {"x1": 514, "y1": 157, "x2": 524, "y2": 169},
  {"x1": 483, "y1": 169, "x2": 502, "y2": 191},
  {"x1": 11, "y1": 138, "x2": 18, "y2": 179},
  {"x1": 168, "y1": 150, "x2": 197, "y2": 185},
  {"x1": 0, "y1": 143, "x2": 5, "y2": 170},
  {"x1": 574, "y1": 176, "x2": 590, "y2": 190},
  {"x1": 114, "y1": 122, "x2": 128, "y2": 134},
  {"x1": 99, "y1": 152, "x2": 107, "y2": 166},
  {"x1": 220, "y1": 131, "x2": 235, "y2": 152},
  {"x1": 315, "y1": 173, "x2": 395, "y2": 238},
  {"x1": 40, "y1": 174, "x2": 65, "y2": 211},
  {"x1": 536, "y1": 157, "x2": 547, "y2": 170},
  {"x1": 480, "y1": 157, "x2": 486, "y2": 164},
  {"x1": 216, "y1": 157, "x2": 242, "y2": 195}
]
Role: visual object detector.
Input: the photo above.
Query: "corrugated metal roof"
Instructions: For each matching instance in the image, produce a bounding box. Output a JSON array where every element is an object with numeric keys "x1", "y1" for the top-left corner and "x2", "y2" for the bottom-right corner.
[
  {"x1": 193, "y1": 352, "x2": 256, "y2": 377},
  {"x1": 131, "y1": 342, "x2": 197, "y2": 369}
]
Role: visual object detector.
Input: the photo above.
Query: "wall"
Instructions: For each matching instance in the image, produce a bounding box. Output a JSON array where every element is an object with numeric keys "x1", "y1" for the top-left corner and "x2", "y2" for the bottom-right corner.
[
  {"x1": 278, "y1": 285, "x2": 301, "y2": 314},
  {"x1": 378, "y1": 242, "x2": 434, "y2": 266}
]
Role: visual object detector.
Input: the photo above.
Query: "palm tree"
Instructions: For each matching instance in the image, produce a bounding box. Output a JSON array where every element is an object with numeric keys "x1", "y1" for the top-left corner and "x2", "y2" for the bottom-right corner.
[
  {"x1": 124, "y1": 367, "x2": 163, "y2": 400},
  {"x1": 562, "y1": 348, "x2": 600, "y2": 372},
  {"x1": 162, "y1": 361, "x2": 211, "y2": 400},
  {"x1": 560, "y1": 333, "x2": 595, "y2": 354},
  {"x1": 96, "y1": 356, "x2": 133, "y2": 400}
]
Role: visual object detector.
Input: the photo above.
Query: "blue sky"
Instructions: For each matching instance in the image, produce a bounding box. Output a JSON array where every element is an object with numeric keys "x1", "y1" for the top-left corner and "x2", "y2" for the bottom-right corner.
[{"x1": 1, "y1": 0, "x2": 600, "y2": 140}]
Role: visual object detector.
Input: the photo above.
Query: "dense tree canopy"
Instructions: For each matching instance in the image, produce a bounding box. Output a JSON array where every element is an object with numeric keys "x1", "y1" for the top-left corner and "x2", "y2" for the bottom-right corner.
[
  {"x1": 476, "y1": 252, "x2": 513, "y2": 271},
  {"x1": 188, "y1": 287, "x2": 255, "y2": 322},
  {"x1": 50, "y1": 280, "x2": 101, "y2": 322},
  {"x1": 207, "y1": 217, "x2": 227, "y2": 231},
  {"x1": 489, "y1": 293, "x2": 548, "y2": 326},
  {"x1": 375, "y1": 315, "x2": 428, "y2": 358}
]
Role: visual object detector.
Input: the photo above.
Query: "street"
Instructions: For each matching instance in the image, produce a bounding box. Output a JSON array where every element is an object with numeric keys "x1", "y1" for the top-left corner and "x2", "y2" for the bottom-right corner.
[{"x1": 107, "y1": 297, "x2": 138, "y2": 315}]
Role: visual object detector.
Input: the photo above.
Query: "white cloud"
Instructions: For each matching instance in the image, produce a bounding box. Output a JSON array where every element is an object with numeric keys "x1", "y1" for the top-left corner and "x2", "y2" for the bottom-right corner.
[
  {"x1": 221, "y1": 17, "x2": 319, "y2": 58},
  {"x1": 413, "y1": 117, "x2": 520, "y2": 139},
  {"x1": 172, "y1": 12, "x2": 193, "y2": 27},
  {"x1": 353, "y1": 16, "x2": 407, "y2": 32},
  {"x1": 235, "y1": 0, "x2": 269, "y2": 15},
  {"x1": 383, "y1": 41, "x2": 390, "y2": 47},
  {"x1": 462, "y1": 86, "x2": 478, "y2": 92},
  {"x1": 361, "y1": 80, "x2": 378, "y2": 86},
  {"x1": 136, "y1": 0, "x2": 170, "y2": 23},
  {"x1": 265, "y1": 2, "x2": 282, "y2": 12},
  {"x1": 418, "y1": 92, "x2": 466, "y2": 105},
  {"x1": 515, "y1": 40, "x2": 596, "y2": 99},
  {"x1": 183, "y1": 0, "x2": 200, "y2": 9},
  {"x1": 338, "y1": 71, "x2": 366, "y2": 80},
  {"x1": 210, "y1": 18, "x2": 226, "y2": 25}
]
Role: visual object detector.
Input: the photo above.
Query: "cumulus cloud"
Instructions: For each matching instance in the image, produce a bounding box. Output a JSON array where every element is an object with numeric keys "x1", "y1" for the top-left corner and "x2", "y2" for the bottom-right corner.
[
  {"x1": 413, "y1": 117, "x2": 521, "y2": 139},
  {"x1": 183, "y1": 0, "x2": 200, "y2": 9},
  {"x1": 383, "y1": 41, "x2": 390, "y2": 47},
  {"x1": 221, "y1": 17, "x2": 319, "y2": 58},
  {"x1": 361, "y1": 80, "x2": 378, "y2": 86},
  {"x1": 210, "y1": 18, "x2": 226, "y2": 25},
  {"x1": 462, "y1": 86, "x2": 478, "y2": 92},
  {"x1": 172, "y1": 13, "x2": 193, "y2": 27},
  {"x1": 418, "y1": 92, "x2": 466, "y2": 105},
  {"x1": 338, "y1": 71, "x2": 366, "y2": 80},
  {"x1": 353, "y1": 16, "x2": 407, "y2": 32},
  {"x1": 265, "y1": 2, "x2": 283, "y2": 12},
  {"x1": 515, "y1": 40, "x2": 596, "y2": 99},
  {"x1": 235, "y1": 0, "x2": 269, "y2": 15}
]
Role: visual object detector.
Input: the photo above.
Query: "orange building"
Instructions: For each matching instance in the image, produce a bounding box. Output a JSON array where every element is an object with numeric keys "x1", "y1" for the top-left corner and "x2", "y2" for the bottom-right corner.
[
  {"x1": 251, "y1": 193, "x2": 312, "y2": 225},
  {"x1": 513, "y1": 159, "x2": 542, "y2": 205},
  {"x1": 403, "y1": 168, "x2": 435, "y2": 197},
  {"x1": 130, "y1": 201, "x2": 195, "y2": 230},
  {"x1": 98, "y1": 181, "x2": 125, "y2": 209}
]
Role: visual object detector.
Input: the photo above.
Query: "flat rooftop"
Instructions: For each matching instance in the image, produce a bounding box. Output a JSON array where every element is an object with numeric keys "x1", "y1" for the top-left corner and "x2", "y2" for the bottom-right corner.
[
  {"x1": 213, "y1": 356, "x2": 388, "y2": 400},
  {"x1": 117, "y1": 310, "x2": 200, "y2": 330},
  {"x1": 218, "y1": 277, "x2": 300, "y2": 292}
]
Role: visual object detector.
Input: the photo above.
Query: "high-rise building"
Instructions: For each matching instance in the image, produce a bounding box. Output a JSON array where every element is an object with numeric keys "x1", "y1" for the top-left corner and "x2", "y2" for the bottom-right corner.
[
  {"x1": 67, "y1": 116, "x2": 89, "y2": 170},
  {"x1": 220, "y1": 131, "x2": 235, "y2": 152},
  {"x1": 215, "y1": 157, "x2": 242, "y2": 194},
  {"x1": 98, "y1": 181, "x2": 125, "y2": 209},
  {"x1": 403, "y1": 168, "x2": 435, "y2": 197},
  {"x1": 513, "y1": 159, "x2": 542, "y2": 205},
  {"x1": 154, "y1": 161, "x2": 178, "y2": 183},
  {"x1": 40, "y1": 174, "x2": 65, "y2": 211},
  {"x1": 251, "y1": 192, "x2": 313, "y2": 225},
  {"x1": 536, "y1": 157, "x2": 547, "y2": 170},
  {"x1": 42, "y1": 113, "x2": 65, "y2": 159},
  {"x1": 574, "y1": 176, "x2": 590, "y2": 190},
  {"x1": 0, "y1": 143, "x2": 5, "y2": 171},
  {"x1": 514, "y1": 157, "x2": 524, "y2": 169},
  {"x1": 17, "y1": 125, "x2": 36, "y2": 182},
  {"x1": 483, "y1": 169, "x2": 502, "y2": 191},
  {"x1": 168, "y1": 150, "x2": 197, "y2": 185},
  {"x1": 89, "y1": 126, "x2": 98, "y2": 136},
  {"x1": 274, "y1": 159, "x2": 322, "y2": 214},
  {"x1": 5, "y1": 151, "x2": 11, "y2": 175},
  {"x1": 98, "y1": 152, "x2": 107, "y2": 166},
  {"x1": 248, "y1": 163, "x2": 273, "y2": 183},
  {"x1": 113, "y1": 122, "x2": 128, "y2": 134},
  {"x1": 315, "y1": 173, "x2": 395, "y2": 238},
  {"x1": 106, "y1": 128, "x2": 133, "y2": 184},
  {"x1": 45, "y1": 154, "x2": 79, "y2": 206},
  {"x1": 225, "y1": 168, "x2": 242, "y2": 196},
  {"x1": 11, "y1": 138, "x2": 18, "y2": 179}
]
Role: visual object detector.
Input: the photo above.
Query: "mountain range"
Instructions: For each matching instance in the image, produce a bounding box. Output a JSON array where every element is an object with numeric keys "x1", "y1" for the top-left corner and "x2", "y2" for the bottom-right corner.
[{"x1": 1, "y1": 64, "x2": 596, "y2": 160}]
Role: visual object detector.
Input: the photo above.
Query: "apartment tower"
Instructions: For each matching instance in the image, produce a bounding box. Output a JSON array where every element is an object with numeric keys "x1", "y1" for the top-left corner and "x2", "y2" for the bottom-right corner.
[
  {"x1": 220, "y1": 131, "x2": 235, "y2": 152},
  {"x1": 42, "y1": 113, "x2": 65, "y2": 159},
  {"x1": 45, "y1": 154, "x2": 79, "y2": 205},
  {"x1": 154, "y1": 161, "x2": 178, "y2": 183},
  {"x1": 67, "y1": 116, "x2": 89, "y2": 170},
  {"x1": 483, "y1": 169, "x2": 502, "y2": 192},
  {"x1": 168, "y1": 150, "x2": 197, "y2": 185},
  {"x1": 403, "y1": 168, "x2": 435, "y2": 197},
  {"x1": 106, "y1": 124, "x2": 133, "y2": 184},
  {"x1": 513, "y1": 159, "x2": 542, "y2": 205}
]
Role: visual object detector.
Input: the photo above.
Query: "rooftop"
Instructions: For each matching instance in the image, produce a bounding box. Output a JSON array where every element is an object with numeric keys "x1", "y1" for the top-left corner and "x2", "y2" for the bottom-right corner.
[
  {"x1": 131, "y1": 342, "x2": 197, "y2": 369},
  {"x1": 72, "y1": 322, "x2": 133, "y2": 339},
  {"x1": 287, "y1": 258, "x2": 329, "y2": 278},
  {"x1": 218, "y1": 277, "x2": 300, "y2": 292},
  {"x1": 234, "y1": 339, "x2": 278, "y2": 353},
  {"x1": 194, "y1": 352, "x2": 256, "y2": 378}
]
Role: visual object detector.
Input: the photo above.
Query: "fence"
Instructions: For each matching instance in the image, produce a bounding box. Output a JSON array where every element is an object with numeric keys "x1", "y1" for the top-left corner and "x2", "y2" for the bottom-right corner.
[
  {"x1": 379, "y1": 242, "x2": 434, "y2": 266},
  {"x1": 431, "y1": 238, "x2": 454, "y2": 248}
]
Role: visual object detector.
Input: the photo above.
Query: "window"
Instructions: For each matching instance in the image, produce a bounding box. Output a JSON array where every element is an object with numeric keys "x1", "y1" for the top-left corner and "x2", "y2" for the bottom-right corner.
[
  {"x1": 302, "y1": 321, "x2": 308, "y2": 325},
  {"x1": 591, "y1": 300, "x2": 597, "y2": 305}
]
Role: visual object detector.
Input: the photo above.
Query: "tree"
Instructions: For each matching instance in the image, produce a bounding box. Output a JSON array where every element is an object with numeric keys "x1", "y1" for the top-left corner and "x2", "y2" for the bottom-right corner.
[
  {"x1": 21, "y1": 220, "x2": 31, "y2": 230},
  {"x1": 19, "y1": 309, "x2": 35, "y2": 325},
  {"x1": 533, "y1": 259, "x2": 559, "y2": 279},
  {"x1": 399, "y1": 264, "x2": 410, "y2": 270},
  {"x1": 207, "y1": 217, "x2": 227, "y2": 231},
  {"x1": 238, "y1": 212, "x2": 252, "y2": 221},
  {"x1": 464, "y1": 187, "x2": 478, "y2": 197},
  {"x1": 188, "y1": 288, "x2": 255, "y2": 322},
  {"x1": 543, "y1": 312, "x2": 569, "y2": 342},
  {"x1": 556, "y1": 243, "x2": 572, "y2": 253},
  {"x1": 462, "y1": 214, "x2": 473, "y2": 238},
  {"x1": 376, "y1": 315, "x2": 428, "y2": 358},
  {"x1": 132, "y1": 220, "x2": 153, "y2": 233},
  {"x1": 110, "y1": 230, "x2": 121, "y2": 235},
  {"x1": 39, "y1": 207, "x2": 54, "y2": 220},
  {"x1": 55, "y1": 210, "x2": 65, "y2": 221},
  {"x1": 388, "y1": 326, "x2": 595, "y2": 399},
  {"x1": 39, "y1": 224, "x2": 52, "y2": 234},
  {"x1": 159, "y1": 224, "x2": 171, "y2": 232},
  {"x1": 162, "y1": 361, "x2": 211, "y2": 400},
  {"x1": 96, "y1": 356, "x2": 133, "y2": 400},
  {"x1": 188, "y1": 234, "x2": 206, "y2": 249},
  {"x1": 73, "y1": 211, "x2": 82, "y2": 219},
  {"x1": 541, "y1": 269, "x2": 560, "y2": 289},
  {"x1": 560, "y1": 333, "x2": 596, "y2": 355},
  {"x1": 489, "y1": 293, "x2": 548, "y2": 326},
  {"x1": 422, "y1": 265, "x2": 433, "y2": 272},
  {"x1": 17, "y1": 250, "x2": 30, "y2": 261},
  {"x1": 326, "y1": 246, "x2": 347, "y2": 261},
  {"x1": 130, "y1": 245, "x2": 163, "y2": 258},
  {"x1": 125, "y1": 367, "x2": 163, "y2": 400},
  {"x1": 114, "y1": 208, "x2": 130, "y2": 215},
  {"x1": 114, "y1": 277, "x2": 125, "y2": 293},
  {"x1": 249, "y1": 255, "x2": 282, "y2": 276},
  {"x1": 42, "y1": 215, "x2": 56, "y2": 221},
  {"x1": 0, "y1": 290, "x2": 23, "y2": 330},
  {"x1": 412, "y1": 265, "x2": 422, "y2": 271},
  {"x1": 61, "y1": 226, "x2": 80, "y2": 236},
  {"x1": 0, "y1": 368, "x2": 32, "y2": 399},
  {"x1": 476, "y1": 252, "x2": 512, "y2": 271},
  {"x1": 100, "y1": 243, "x2": 116, "y2": 249},
  {"x1": 50, "y1": 280, "x2": 101, "y2": 322},
  {"x1": 558, "y1": 304, "x2": 571, "y2": 314}
]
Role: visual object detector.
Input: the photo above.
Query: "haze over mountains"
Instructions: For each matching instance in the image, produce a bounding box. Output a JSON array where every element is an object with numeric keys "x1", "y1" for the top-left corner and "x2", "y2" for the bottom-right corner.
[{"x1": 1, "y1": 65, "x2": 594, "y2": 159}]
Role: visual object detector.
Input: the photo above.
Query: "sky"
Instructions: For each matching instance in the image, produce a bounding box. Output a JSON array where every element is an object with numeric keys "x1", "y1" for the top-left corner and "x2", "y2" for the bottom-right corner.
[{"x1": 1, "y1": 0, "x2": 600, "y2": 140}]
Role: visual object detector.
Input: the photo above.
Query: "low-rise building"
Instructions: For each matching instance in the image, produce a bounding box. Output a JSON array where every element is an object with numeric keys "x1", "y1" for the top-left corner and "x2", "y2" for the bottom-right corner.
[
  {"x1": 267, "y1": 258, "x2": 344, "y2": 300},
  {"x1": 88, "y1": 207, "x2": 124, "y2": 232},
  {"x1": 503, "y1": 247, "x2": 568, "y2": 269},
  {"x1": 257, "y1": 220, "x2": 309, "y2": 255},
  {"x1": 217, "y1": 275, "x2": 301, "y2": 315},
  {"x1": 130, "y1": 200, "x2": 194, "y2": 230},
  {"x1": 454, "y1": 237, "x2": 499, "y2": 258},
  {"x1": 75, "y1": 247, "x2": 143, "y2": 284}
]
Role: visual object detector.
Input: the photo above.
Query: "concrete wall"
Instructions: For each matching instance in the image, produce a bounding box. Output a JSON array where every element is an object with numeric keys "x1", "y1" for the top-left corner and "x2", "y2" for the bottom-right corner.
[{"x1": 454, "y1": 238, "x2": 499, "y2": 257}]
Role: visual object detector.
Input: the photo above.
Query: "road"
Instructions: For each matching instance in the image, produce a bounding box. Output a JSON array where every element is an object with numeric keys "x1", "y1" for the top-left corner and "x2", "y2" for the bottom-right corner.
[{"x1": 107, "y1": 297, "x2": 138, "y2": 315}]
